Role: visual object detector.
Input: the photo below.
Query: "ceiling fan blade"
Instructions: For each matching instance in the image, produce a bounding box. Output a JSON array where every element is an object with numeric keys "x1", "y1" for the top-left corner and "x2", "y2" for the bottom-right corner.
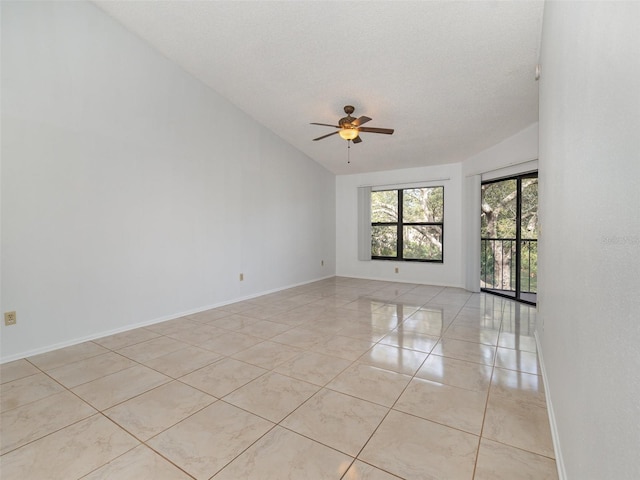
[
  {"x1": 352, "y1": 135, "x2": 363, "y2": 144},
  {"x1": 352, "y1": 116, "x2": 372, "y2": 127},
  {"x1": 312, "y1": 131, "x2": 340, "y2": 141},
  {"x1": 310, "y1": 122, "x2": 340, "y2": 128},
  {"x1": 357, "y1": 127, "x2": 395, "y2": 135}
]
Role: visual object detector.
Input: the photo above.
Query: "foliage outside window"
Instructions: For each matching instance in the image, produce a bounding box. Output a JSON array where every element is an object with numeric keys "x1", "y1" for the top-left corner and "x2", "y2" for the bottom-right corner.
[{"x1": 371, "y1": 187, "x2": 444, "y2": 262}]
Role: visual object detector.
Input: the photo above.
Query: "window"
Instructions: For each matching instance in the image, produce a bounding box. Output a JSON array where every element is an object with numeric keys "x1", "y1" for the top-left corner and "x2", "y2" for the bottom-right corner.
[{"x1": 371, "y1": 186, "x2": 444, "y2": 262}]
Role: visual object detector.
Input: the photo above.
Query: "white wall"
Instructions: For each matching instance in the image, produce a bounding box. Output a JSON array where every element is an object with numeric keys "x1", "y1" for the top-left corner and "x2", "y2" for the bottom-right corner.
[
  {"x1": 336, "y1": 163, "x2": 463, "y2": 287},
  {"x1": 462, "y1": 122, "x2": 538, "y2": 177},
  {"x1": 335, "y1": 122, "x2": 539, "y2": 289},
  {"x1": 461, "y1": 123, "x2": 539, "y2": 291},
  {"x1": 0, "y1": 1, "x2": 335, "y2": 362},
  {"x1": 538, "y1": 2, "x2": 640, "y2": 479}
]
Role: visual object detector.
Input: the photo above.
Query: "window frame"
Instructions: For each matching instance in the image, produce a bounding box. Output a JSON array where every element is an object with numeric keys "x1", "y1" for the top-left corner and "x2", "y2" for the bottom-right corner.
[{"x1": 371, "y1": 186, "x2": 444, "y2": 263}]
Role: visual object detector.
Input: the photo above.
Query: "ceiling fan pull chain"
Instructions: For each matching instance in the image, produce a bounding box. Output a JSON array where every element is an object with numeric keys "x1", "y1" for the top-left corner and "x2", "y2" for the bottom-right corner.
[{"x1": 347, "y1": 140, "x2": 351, "y2": 164}]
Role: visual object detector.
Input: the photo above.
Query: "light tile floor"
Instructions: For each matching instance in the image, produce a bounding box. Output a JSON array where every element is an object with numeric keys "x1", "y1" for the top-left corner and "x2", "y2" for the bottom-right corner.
[{"x1": 0, "y1": 277, "x2": 558, "y2": 479}]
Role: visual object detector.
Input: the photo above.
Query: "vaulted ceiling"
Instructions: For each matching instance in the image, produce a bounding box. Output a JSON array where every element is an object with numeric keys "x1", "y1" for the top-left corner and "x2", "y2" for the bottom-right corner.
[{"x1": 95, "y1": 1, "x2": 544, "y2": 175}]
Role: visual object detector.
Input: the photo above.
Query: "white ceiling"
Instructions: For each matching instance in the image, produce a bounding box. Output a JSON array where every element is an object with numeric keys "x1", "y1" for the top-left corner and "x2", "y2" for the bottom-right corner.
[{"x1": 94, "y1": 0, "x2": 544, "y2": 175}]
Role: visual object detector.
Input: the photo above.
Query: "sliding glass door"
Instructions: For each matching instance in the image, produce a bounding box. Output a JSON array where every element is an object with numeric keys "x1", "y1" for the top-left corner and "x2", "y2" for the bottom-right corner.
[{"x1": 481, "y1": 173, "x2": 538, "y2": 304}]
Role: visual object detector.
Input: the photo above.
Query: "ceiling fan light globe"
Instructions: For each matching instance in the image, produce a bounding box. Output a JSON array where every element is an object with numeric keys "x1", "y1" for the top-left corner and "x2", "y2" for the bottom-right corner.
[{"x1": 339, "y1": 128, "x2": 359, "y2": 141}]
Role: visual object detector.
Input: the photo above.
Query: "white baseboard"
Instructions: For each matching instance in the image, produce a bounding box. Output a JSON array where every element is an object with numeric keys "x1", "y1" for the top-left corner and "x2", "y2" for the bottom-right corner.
[
  {"x1": 0, "y1": 274, "x2": 335, "y2": 364},
  {"x1": 334, "y1": 273, "x2": 463, "y2": 290},
  {"x1": 535, "y1": 330, "x2": 567, "y2": 480}
]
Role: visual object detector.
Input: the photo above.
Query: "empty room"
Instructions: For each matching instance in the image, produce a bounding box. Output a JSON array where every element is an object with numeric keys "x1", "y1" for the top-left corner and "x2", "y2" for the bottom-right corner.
[{"x1": 1, "y1": 1, "x2": 638, "y2": 479}]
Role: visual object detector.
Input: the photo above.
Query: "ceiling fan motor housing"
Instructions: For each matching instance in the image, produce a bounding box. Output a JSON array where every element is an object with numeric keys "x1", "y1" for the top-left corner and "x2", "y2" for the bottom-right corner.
[{"x1": 339, "y1": 116, "x2": 356, "y2": 128}]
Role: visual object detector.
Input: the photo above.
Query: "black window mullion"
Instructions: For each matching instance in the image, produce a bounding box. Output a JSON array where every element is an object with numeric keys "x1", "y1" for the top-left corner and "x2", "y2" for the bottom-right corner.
[
  {"x1": 397, "y1": 189, "x2": 404, "y2": 260},
  {"x1": 515, "y1": 177, "x2": 522, "y2": 299}
]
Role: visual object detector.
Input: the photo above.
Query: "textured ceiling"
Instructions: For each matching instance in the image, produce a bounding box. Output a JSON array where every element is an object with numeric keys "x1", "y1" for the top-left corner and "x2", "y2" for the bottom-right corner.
[{"x1": 94, "y1": 0, "x2": 544, "y2": 175}]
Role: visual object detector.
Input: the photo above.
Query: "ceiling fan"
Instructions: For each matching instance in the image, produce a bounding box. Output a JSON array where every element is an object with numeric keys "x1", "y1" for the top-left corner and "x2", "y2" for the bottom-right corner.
[{"x1": 311, "y1": 105, "x2": 394, "y2": 144}]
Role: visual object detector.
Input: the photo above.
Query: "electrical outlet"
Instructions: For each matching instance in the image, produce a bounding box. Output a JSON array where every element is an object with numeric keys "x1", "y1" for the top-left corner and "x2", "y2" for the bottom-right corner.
[
  {"x1": 4, "y1": 311, "x2": 17, "y2": 326},
  {"x1": 394, "y1": 267, "x2": 399, "y2": 274},
  {"x1": 239, "y1": 273, "x2": 244, "y2": 281}
]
